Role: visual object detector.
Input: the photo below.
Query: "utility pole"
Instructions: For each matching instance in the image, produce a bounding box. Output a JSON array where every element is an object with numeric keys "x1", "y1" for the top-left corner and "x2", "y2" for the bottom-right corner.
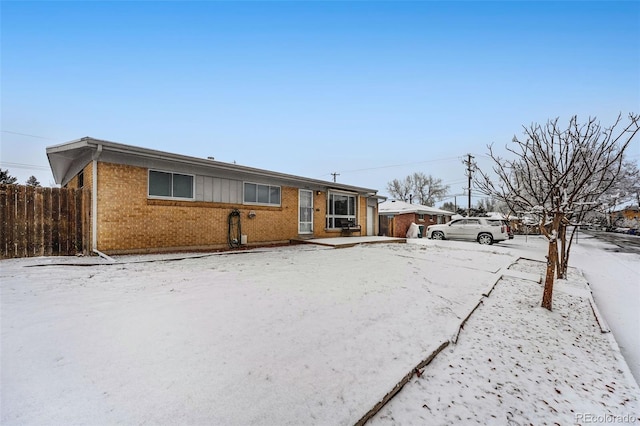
[
  {"x1": 464, "y1": 154, "x2": 475, "y2": 217},
  {"x1": 331, "y1": 172, "x2": 340, "y2": 183}
]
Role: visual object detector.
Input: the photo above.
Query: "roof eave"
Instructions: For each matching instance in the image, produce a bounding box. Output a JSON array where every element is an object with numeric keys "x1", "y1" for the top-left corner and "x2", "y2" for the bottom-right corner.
[{"x1": 46, "y1": 137, "x2": 379, "y2": 195}]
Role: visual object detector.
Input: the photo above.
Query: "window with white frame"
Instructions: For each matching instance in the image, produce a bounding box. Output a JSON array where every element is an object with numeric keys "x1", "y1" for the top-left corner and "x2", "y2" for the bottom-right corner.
[
  {"x1": 148, "y1": 170, "x2": 194, "y2": 199},
  {"x1": 299, "y1": 189, "x2": 313, "y2": 234},
  {"x1": 326, "y1": 191, "x2": 357, "y2": 229},
  {"x1": 244, "y1": 182, "x2": 281, "y2": 206}
]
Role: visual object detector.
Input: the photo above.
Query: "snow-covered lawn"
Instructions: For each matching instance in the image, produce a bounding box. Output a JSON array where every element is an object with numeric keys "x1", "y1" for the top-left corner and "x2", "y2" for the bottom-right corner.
[
  {"x1": 1, "y1": 236, "x2": 638, "y2": 425},
  {"x1": 1, "y1": 242, "x2": 512, "y2": 425},
  {"x1": 369, "y1": 257, "x2": 640, "y2": 425}
]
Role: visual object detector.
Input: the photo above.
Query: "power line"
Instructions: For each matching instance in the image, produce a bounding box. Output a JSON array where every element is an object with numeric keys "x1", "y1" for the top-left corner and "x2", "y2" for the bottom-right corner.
[
  {"x1": 321, "y1": 155, "x2": 461, "y2": 178},
  {"x1": 1, "y1": 130, "x2": 57, "y2": 140},
  {"x1": 442, "y1": 178, "x2": 467, "y2": 186},
  {"x1": 0, "y1": 161, "x2": 50, "y2": 170}
]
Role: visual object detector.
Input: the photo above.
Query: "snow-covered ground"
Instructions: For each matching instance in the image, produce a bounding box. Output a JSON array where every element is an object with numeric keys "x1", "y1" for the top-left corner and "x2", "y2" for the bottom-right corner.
[
  {"x1": 369, "y1": 256, "x2": 639, "y2": 425},
  {"x1": 568, "y1": 232, "x2": 640, "y2": 384},
  {"x1": 1, "y1": 235, "x2": 638, "y2": 425}
]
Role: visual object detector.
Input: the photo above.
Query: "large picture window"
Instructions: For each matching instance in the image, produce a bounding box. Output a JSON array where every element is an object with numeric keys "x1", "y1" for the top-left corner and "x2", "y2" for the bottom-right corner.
[
  {"x1": 326, "y1": 192, "x2": 357, "y2": 229},
  {"x1": 149, "y1": 170, "x2": 194, "y2": 199},
  {"x1": 244, "y1": 182, "x2": 281, "y2": 206}
]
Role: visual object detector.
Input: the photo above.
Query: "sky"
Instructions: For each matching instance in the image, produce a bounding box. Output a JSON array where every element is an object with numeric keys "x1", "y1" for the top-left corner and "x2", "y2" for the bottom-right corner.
[{"x1": 1, "y1": 1, "x2": 639, "y2": 206}]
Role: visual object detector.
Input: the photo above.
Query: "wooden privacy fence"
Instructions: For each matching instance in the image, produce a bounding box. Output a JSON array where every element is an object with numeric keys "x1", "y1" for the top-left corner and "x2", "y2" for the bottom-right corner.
[{"x1": 0, "y1": 184, "x2": 91, "y2": 258}]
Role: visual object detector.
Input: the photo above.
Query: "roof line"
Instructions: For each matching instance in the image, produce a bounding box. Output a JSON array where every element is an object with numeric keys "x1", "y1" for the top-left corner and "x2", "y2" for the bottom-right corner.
[{"x1": 47, "y1": 137, "x2": 379, "y2": 194}]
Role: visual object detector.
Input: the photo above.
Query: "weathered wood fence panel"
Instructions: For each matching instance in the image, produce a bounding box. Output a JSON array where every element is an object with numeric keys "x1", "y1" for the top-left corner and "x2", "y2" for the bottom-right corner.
[{"x1": 0, "y1": 184, "x2": 91, "y2": 258}]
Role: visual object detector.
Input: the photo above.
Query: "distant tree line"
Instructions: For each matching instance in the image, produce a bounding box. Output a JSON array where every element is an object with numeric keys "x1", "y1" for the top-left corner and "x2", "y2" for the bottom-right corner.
[
  {"x1": 440, "y1": 198, "x2": 509, "y2": 216},
  {"x1": 1, "y1": 169, "x2": 41, "y2": 187}
]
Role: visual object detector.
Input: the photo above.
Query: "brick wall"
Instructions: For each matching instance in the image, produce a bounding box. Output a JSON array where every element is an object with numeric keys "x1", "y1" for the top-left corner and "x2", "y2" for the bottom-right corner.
[
  {"x1": 65, "y1": 163, "x2": 93, "y2": 249},
  {"x1": 391, "y1": 213, "x2": 448, "y2": 238},
  {"x1": 64, "y1": 161, "x2": 376, "y2": 253},
  {"x1": 422, "y1": 214, "x2": 441, "y2": 227},
  {"x1": 309, "y1": 193, "x2": 372, "y2": 238},
  {"x1": 92, "y1": 162, "x2": 313, "y2": 253},
  {"x1": 393, "y1": 213, "x2": 417, "y2": 238},
  {"x1": 95, "y1": 162, "x2": 385, "y2": 252}
]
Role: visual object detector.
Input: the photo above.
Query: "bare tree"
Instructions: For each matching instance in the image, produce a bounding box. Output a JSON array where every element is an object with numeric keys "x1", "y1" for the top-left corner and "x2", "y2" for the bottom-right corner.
[
  {"x1": 387, "y1": 172, "x2": 449, "y2": 206},
  {"x1": 412, "y1": 172, "x2": 449, "y2": 206},
  {"x1": 476, "y1": 113, "x2": 640, "y2": 310},
  {"x1": 476, "y1": 197, "x2": 510, "y2": 214},
  {"x1": 386, "y1": 176, "x2": 413, "y2": 202}
]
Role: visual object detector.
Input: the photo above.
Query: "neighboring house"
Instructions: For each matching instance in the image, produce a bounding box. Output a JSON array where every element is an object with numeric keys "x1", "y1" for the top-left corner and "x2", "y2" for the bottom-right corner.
[
  {"x1": 612, "y1": 205, "x2": 640, "y2": 224},
  {"x1": 47, "y1": 137, "x2": 383, "y2": 254},
  {"x1": 378, "y1": 200, "x2": 453, "y2": 238}
]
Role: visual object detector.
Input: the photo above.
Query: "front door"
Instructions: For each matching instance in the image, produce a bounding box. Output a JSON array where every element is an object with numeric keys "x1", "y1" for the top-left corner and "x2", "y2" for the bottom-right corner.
[
  {"x1": 367, "y1": 206, "x2": 375, "y2": 236},
  {"x1": 299, "y1": 189, "x2": 313, "y2": 234}
]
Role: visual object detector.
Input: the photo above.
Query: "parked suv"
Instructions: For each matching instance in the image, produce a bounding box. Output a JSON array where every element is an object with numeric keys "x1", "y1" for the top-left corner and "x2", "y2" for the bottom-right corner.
[
  {"x1": 426, "y1": 217, "x2": 510, "y2": 245},
  {"x1": 487, "y1": 218, "x2": 514, "y2": 239}
]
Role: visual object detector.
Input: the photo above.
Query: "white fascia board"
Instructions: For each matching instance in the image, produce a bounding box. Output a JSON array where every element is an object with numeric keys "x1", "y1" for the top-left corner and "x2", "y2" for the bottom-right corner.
[{"x1": 46, "y1": 137, "x2": 379, "y2": 195}]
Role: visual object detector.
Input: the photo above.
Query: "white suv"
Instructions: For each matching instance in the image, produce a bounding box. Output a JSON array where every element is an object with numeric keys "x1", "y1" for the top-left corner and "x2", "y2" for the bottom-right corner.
[{"x1": 426, "y1": 217, "x2": 510, "y2": 245}]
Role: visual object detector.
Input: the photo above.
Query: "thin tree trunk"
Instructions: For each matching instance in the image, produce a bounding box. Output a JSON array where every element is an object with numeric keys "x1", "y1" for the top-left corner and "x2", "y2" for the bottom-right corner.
[
  {"x1": 561, "y1": 225, "x2": 578, "y2": 278},
  {"x1": 542, "y1": 212, "x2": 562, "y2": 311},
  {"x1": 557, "y1": 222, "x2": 567, "y2": 279},
  {"x1": 542, "y1": 240, "x2": 557, "y2": 310}
]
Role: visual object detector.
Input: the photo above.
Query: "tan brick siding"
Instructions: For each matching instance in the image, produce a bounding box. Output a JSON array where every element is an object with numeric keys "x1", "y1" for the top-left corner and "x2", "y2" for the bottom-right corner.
[
  {"x1": 93, "y1": 162, "x2": 349, "y2": 253},
  {"x1": 306, "y1": 192, "x2": 374, "y2": 238},
  {"x1": 64, "y1": 163, "x2": 94, "y2": 251},
  {"x1": 62, "y1": 161, "x2": 376, "y2": 253}
]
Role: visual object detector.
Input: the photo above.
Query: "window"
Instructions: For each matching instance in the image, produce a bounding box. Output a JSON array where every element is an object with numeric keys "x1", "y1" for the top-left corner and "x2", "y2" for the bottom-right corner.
[
  {"x1": 149, "y1": 170, "x2": 194, "y2": 199},
  {"x1": 417, "y1": 213, "x2": 425, "y2": 220},
  {"x1": 326, "y1": 192, "x2": 357, "y2": 229},
  {"x1": 77, "y1": 171, "x2": 84, "y2": 188},
  {"x1": 244, "y1": 182, "x2": 281, "y2": 206}
]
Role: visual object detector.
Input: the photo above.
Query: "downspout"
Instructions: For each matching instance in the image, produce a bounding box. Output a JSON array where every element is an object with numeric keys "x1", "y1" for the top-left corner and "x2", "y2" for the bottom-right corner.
[{"x1": 91, "y1": 144, "x2": 103, "y2": 253}]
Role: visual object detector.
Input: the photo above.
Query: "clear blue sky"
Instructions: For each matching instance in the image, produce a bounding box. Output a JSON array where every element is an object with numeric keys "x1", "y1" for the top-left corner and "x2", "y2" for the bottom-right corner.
[{"x1": 1, "y1": 1, "x2": 639, "y2": 206}]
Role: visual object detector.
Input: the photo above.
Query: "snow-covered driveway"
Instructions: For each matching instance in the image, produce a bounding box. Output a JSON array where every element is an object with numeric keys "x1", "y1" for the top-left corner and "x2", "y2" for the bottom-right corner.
[{"x1": 1, "y1": 242, "x2": 513, "y2": 425}]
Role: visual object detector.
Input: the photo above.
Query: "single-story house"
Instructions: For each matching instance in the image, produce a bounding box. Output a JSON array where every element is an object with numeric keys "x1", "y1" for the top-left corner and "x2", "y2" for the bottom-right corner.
[
  {"x1": 47, "y1": 137, "x2": 383, "y2": 254},
  {"x1": 378, "y1": 200, "x2": 454, "y2": 238},
  {"x1": 611, "y1": 205, "x2": 639, "y2": 225}
]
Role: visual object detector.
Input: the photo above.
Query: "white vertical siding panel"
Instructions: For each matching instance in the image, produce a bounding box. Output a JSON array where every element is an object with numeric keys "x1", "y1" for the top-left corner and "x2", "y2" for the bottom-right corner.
[
  {"x1": 195, "y1": 176, "x2": 204, "y2": 201},
  {"x1": 221, "y1": 179, "x2": 231, "y2": 203},
  {"x1": 204, "y1": 176, "x2": 214, "y2": 202},
  {"x1": 213, "y1": 178, "x2": 222, "y2": 203}
]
